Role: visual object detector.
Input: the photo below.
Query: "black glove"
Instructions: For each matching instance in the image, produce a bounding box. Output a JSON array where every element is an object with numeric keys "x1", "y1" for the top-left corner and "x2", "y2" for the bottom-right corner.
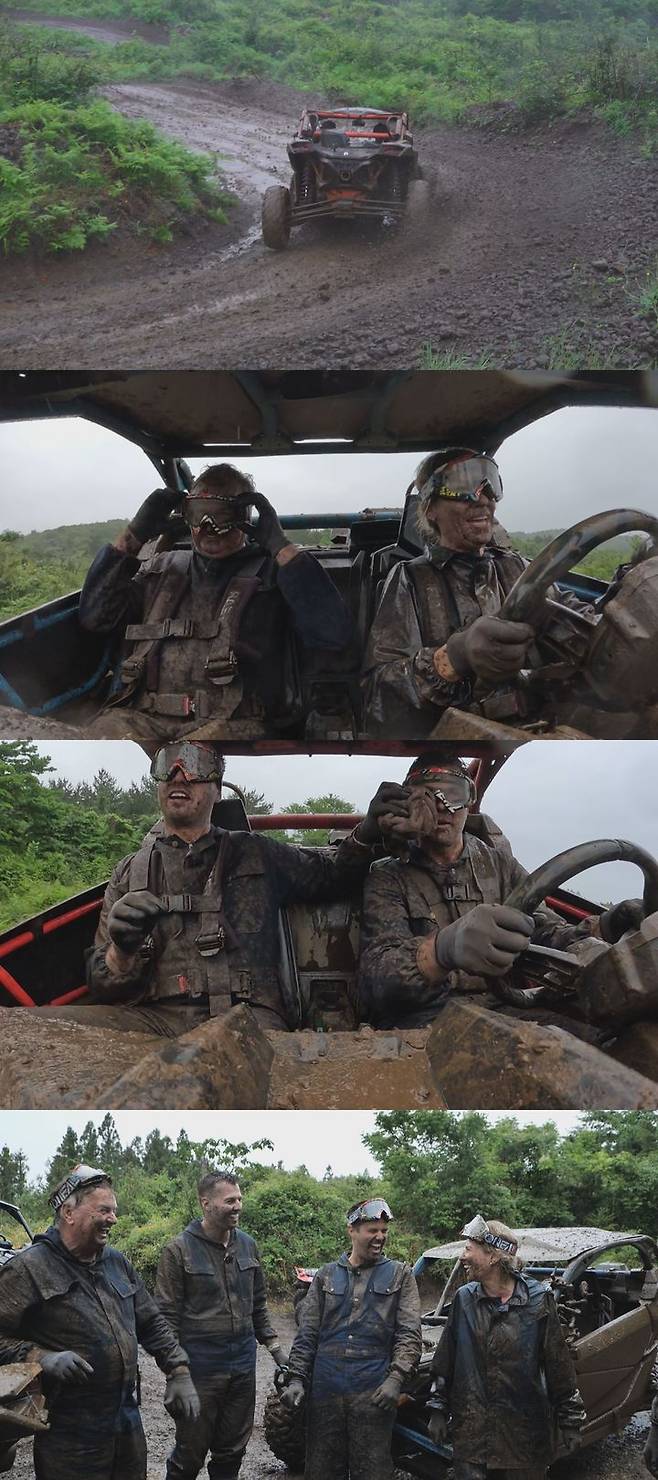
[
  {"x1": 251, "y1": 490, "x2": 288, "y2": 556},
  {"x1": 427, "y1": 1408, "x2": 448, "y2": 1445},
  {"x1": 435, "y1": 903, "x2": 535, "y2": 977},
  {"x1": 599, "y1": 897, "x2": 645, "y2": 943},
  {"x1": 446, "y1": 615, "x2": 535, "y2": 683},
  {"x1": 644, "y1": 1422, "x2": 658, "y2": 1478},
  {"x1": 370, "y1": 1373, "x2": 402, "y2": 1410},
  {"x1": 164, "y1": 1369, "x2": 201, "y2": 1422},
  {"x1": 107, "y1": 890, "x2": 165, "y2": 954},
  {"x1": 128, "y1": 488, "x2": 180, "y2": 545},
  {"x1": 356, "y1": 783, "x2": 411, "y2": 845},
  {"x1": 39, "y1": 1350, "x2": 94, "y2": 1384},
  {"x1": 269, "y1": 1344, "x2": 289, "y2": 1369},
  {"x1": 280, "y1": 1377, "x2": 305, "y2": 1411}
]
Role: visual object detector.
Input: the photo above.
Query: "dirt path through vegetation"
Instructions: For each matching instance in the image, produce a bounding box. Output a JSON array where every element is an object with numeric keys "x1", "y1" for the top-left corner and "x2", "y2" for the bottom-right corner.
[{"x1": 0, "y1": 68, "x2": 656, "y2": 367}]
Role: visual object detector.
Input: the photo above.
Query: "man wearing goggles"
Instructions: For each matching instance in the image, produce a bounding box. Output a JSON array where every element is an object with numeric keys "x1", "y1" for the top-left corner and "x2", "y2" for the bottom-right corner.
[
  {"x1": 0, "y1": 1164, "x2": 198, "y2": 1480},
  {"x1": 80, "y1": 461, "x2": 351, "y2": 746},
  {"x1": 427, "y1": 1213, "x2": 585, "y2": 1478},
  {"x1": 358, "y1": 748, "x2": 604, "y2": 1030},
  {"x1": 362, "y1": 446, "x2": 580, "y2": 738},
  {"x1": 280, "y1": 1198, "x2": 421, "y2": 1480},
  {"x1": 34, "y1": 742, "x2": 402, "y2": 1037}
]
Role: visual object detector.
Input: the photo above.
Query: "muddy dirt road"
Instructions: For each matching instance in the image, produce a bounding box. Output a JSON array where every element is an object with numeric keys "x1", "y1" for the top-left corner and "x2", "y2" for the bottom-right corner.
[
  {"x1": 1, "y1": 42, "x2": 657, "y2": 369},
  {"x1": 7, "y1": 1308, "x2": 654, "y2": 1479}
]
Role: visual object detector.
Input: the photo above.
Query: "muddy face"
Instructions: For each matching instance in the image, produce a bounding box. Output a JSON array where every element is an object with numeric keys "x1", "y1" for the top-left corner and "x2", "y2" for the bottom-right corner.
[
  {"x1": 60, "y1": 1185, "x2": 118, "y2": 1260},
  {"x1": 158, "y1": 770, "x2": 219, "y2": 833},
  {"x1": 200, "y1": 1179, "x2": 243, "y2": 1239},
  {"x1": 460, "y1": 1237, "x2": 495, "y2": 1282},
  {"x1": 348, "y1": 1217, "x2": 390, "y2": 1265},
  {"x1": 187, "y1": 482, "x2": 250, "y2": 560},
  {"x1": 427, "y1": 488, "x2": 496, "y2": 553}
]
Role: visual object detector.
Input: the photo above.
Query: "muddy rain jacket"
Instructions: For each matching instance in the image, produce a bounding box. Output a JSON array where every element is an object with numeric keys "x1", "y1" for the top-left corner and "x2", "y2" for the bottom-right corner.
[
  {"x1": 155, "y1": 1222, "x2": 277, "y2": 1378},
  {"x1": 358, "y1": 824, "x2": 600, "y2": 1028},
  {"x1": 87, "y1": 823, "x2": 374, "y2": 1023},
  {"x1": 287, "y1": 1253, "x2": 421, "y2": 1398},
  {"x1": 362, "y1": 540, "x2": 589, "y2": 738},
  {"x1": 430, "y1": 1274, "x2": 579, "y2": 1467},
  {"x1": 0, "y1": 1226, "x2": 188, "y2": 1469},
  {"x1": 80, "y1": 542, "x2": 352, "y2": 736}
]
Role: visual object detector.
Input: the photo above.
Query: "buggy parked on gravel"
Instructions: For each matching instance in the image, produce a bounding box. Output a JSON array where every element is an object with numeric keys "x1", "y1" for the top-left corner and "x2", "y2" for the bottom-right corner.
[
  {"x1": 261, "y1": 107, "x2": 425, "y2": 249},
  {"x1": 265, "y1": 1229, "x2": 658, "y2": 1476}
]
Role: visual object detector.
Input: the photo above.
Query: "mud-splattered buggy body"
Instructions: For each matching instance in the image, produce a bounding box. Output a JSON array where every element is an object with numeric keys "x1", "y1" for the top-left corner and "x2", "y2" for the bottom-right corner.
[{"x1": 262, "y1": 107, "x2": 422, "y2": 248}]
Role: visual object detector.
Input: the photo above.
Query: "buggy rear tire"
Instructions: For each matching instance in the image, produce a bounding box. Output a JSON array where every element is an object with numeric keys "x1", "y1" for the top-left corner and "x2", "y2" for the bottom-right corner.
[
  {"x1": 263, "y1": 1390, "x2": 305, "y2": 1471},
  {"x1": 262, "y1": 185, "x2": 292, "y2": 250}
]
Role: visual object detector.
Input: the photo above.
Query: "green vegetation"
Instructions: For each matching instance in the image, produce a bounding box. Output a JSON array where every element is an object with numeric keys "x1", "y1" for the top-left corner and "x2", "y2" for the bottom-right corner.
[
  {"x1": 2, "y1": 0, "x2": 657, "y2": 141},
  {"x1": 0, "y1": 517, "x2": 641, "y2": 623},
  {"x1": 2, "y1": 1110, "x2": 657, "y2": 1292},
  {"x1": 0, "y1": 18, "x2": 232, "y2": 255}
]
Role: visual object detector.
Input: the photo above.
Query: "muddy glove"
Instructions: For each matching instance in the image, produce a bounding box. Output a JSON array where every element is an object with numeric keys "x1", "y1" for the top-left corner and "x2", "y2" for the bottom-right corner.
[
  {"x1": 445, "y1": 615, "x2": 535, "y2": 683},
  {"x1": 251, "y1": 490, "x2": 288, "y2": 556},
  {"x1": 599, "y1": 897, "x2": 645, "y2": 943},
  {"x1": 280, "y1": 1378, "x2": 305, "y2": 1411},
  {"x1": 356, "y1": 783, "x2": 410, "y2": 845},
  {"x1": 435, "y1": 903, "x2": 535, "y2": 977},
  {"x1": 128, "y1": 488, "x2": 180, "y2": 545},
  {"x1": 39, "y1": 1351, "x2": 94, "y2": 1384},
  {"x1": 556, "y1": 1387, "x2": 586, "y2": 1453},
  {"x1": 370, "y1": 1372, "x2": 403, "y2": 1410},
  {"x1": 644, "y1": 1419, "x2": 658, "y2": 1477},
  {"x1": 427, "y1": 1408, "x2": 449, "y2": 1445},
  {"x1": 269, "y1": 1345, "x2": 289, "y2": 1370},
  {"x1": 107, "y1": 890, "x2": 165, "y2": 954},
  {"x1": 164, "y1": 1369, "x2": 201, "y2": 1422}
]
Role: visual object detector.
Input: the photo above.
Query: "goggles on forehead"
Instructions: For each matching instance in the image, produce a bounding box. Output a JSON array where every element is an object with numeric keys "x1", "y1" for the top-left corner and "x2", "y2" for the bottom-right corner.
[
  {"x1": 150, "y1": 743, "x2": 225, "y2": 784},
  {"x1": 184, "y1": 493, "x2": 253, "y2": 533},
  {"x1": 347, "y1": 1198, "x2": 393, "y2": 1226},
  {"x1": 419, "y1": 455, "x2": 503, "y2": 505},
  {"x1": 462, "y1": 1214, "x2": 518, "y2": 1255},
  {"x1": 49, "y1": 1164, "x2": 112, "y2": 1212},
  {"x1": 405, "y1": 765, "x2": 475, "y2": 812}
]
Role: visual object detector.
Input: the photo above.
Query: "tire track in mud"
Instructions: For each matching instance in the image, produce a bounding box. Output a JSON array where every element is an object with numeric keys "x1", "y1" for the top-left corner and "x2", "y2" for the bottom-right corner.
[{"x1": 0, "y1": 59, "x2": 656, "y2": 366}]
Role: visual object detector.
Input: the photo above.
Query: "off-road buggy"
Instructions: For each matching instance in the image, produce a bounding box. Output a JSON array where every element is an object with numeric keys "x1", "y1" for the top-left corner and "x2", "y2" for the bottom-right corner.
[
  {"x1": 0, "y1": 1204, "x2": 48, "y2": 1474},
  {"x1": 262, "y1": 107, "x2": 424, "y2": 250},
  {"x1": 2, "y1": 762, "x2": 658, "y2": 1109},
  {"x1": 264, "y1": 1229, "x2": 658, "y2": 1476},
  {"x1": 1, "y1": 369, "x2": 657, "y2": 749}
]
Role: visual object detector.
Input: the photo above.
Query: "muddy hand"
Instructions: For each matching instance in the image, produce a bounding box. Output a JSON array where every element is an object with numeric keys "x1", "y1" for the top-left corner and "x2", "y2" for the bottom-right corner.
[
  {"x1": 128, "y1": 488, "x2": 180, "y2": 545},
  {"x1": 356, "y1": 783, "x2": 411, "y2": 845},
  {"x1": 446, "y1": 615, "x2": 535, "y2": 683},
  {"x1": 251, "y1": 490, "x2": 289, "y2": 555},
  {"x1": 107, "y1": 890, "x2": 166, "y2": 954},
  {"x1": 435, "y1": 903, "x2": 535, "y2": 976}
]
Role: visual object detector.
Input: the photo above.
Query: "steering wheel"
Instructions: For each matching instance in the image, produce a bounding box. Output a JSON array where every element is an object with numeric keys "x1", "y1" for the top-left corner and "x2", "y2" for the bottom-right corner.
[
  {"x1": 490, "y1": 838, "x2": 658, "y2": 1009},
  {"x1": 500, "y1": 509, "x2": 658, "y2": 629}
]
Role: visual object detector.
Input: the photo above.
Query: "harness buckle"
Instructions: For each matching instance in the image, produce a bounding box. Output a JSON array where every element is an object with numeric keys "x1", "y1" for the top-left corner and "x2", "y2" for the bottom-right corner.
[
  {"x1": 206, "y1": 651, "x2": 239, "y2": 686},
  {"x1": 196, "y1": 927, "x2": 226, "y2": 958}
]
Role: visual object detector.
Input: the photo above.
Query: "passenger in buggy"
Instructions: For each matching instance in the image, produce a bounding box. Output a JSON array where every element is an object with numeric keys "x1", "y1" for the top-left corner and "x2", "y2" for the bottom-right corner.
[{"x1": 79, "y1": 462, "x2": 352, "y2": 748}]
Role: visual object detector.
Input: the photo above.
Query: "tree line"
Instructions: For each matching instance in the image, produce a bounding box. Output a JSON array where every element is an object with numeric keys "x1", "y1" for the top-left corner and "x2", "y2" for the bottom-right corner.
[{"x1": 1, "y1": 1111, "x2": 656, "y2": 1294}]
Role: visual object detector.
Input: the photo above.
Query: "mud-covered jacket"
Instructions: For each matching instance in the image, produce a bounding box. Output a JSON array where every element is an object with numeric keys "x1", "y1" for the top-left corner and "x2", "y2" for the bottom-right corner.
[
  {"x1": 86, "y1": 822, "x2": 375, "y2": 1023},
  {"x1": 287, "y1": 1253, "x2": 421, "y2": 1398},
  {"x1": 155, "y1": 1222, "x2": 277, "y2": 1377},
  {"x1": 0, "y1": 1228, "x2": 188, "y2": 1428},
  {"x1": 430, "y1": 1274, "x2": 579, "y2": 1466},
  {"x1": 358, "y1": 820, "x2": 601, "y2": 1028},
  {"x1": 79, "y1": 541, "x2": 352, "y2": 734},
  {"x1": 362, "y1": 543, "x2": 527, "y2": 736}
]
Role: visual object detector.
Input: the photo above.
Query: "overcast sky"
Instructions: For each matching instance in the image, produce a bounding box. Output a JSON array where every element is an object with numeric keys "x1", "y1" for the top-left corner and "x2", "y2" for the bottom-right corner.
[
  {"x1": 1, "y1": 405, "x2": 657, "y2": 533},
  {"x1": 0, "y1": 1109, "x2": 583, "y2": 1182},
  {"x1": 34, "y1": 739, "x2": 658, "y2": 904}
]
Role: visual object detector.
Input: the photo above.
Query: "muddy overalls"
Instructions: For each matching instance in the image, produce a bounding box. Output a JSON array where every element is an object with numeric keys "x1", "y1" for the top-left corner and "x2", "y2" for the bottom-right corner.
[{"x1": 287, "y1": 1252, "x2": 422, "y2": 1480}]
